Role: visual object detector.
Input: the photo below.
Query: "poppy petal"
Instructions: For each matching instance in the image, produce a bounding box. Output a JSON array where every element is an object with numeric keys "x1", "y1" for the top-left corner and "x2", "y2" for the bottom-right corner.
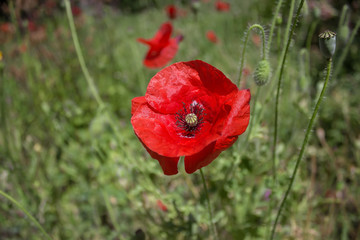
[
  {"x1": 131, "y1": 60, "x2": 251, "y2": 175},
  {"x1": 143, "y1": 38, "x2": 179, "y2": 68},
  {"x1": 146, "y1": 60, "x2": 238, "y2": 114},
  {"x1": 131, "y1": 102, "x2": 218, "y2": 157},
  {"x1": 131, "y1": 96, "x2": 147, "y2": 115},
  {"x1": 137, "y1": 135, "x2": 179, "y2": 175},
  {"x1": 152, "y1": 22, "x2": 173, "y2": 45}
]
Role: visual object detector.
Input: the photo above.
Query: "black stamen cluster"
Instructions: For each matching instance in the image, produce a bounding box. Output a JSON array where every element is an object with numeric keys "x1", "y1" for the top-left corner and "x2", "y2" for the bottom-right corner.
[{"x1": 175, "y1": 101, "x2": 205, "y2": 137}]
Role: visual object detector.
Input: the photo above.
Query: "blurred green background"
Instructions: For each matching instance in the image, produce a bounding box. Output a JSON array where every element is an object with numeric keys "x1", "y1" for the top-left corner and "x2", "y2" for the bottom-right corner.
[{"x1": 0, "y1": 0, "x2": 359, "y2": 239}]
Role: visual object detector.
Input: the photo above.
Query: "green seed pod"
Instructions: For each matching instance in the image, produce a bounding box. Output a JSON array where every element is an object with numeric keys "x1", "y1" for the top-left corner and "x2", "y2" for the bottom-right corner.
[
  {"x1": 319, "y1": 30, "x2": 336, "y2": 58},
  {"x1": 253, "y1": 60, "x2": 271, "y2": 86}
]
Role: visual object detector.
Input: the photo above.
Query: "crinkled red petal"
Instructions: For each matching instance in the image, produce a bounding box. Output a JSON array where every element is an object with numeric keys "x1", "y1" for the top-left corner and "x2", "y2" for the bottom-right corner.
[
  {"x1": 131, "y1": 60, "x2": 251, "y2": 175},
  {"x1": 136, "y1": 134, "x2": 179, "y2": 175},
  {"x1": 146, "y1": 60, "x2": 238, "y2": 113},
  {"x1": 131, "y1": 101, "x2": 218, "y2": 157},
  {"x1": 184, "y1": 89, "x2": 250, "y2": 174},
  {"x1": 131, "y1": 96, "x2": 147, "y2": 115}
]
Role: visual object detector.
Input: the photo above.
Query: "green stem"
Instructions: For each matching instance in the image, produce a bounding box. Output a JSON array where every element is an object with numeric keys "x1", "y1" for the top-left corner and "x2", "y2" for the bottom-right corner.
[
  {"x1": 244, "y1": 87, "x2": 261, "y2": 146},
  {"x1": 272, "y1": 0, "x2": 304, "y2": 184},
  {"x1": 333, "y1": 18, "x2": 360, "y2": 78},
  {"x1": 237, "y1": 24, "x2": 266, "y2": 86},
  {"x1": 338, "y1": 5, "x2": 349, "y2": 29},
  {"x1": 0, "y1": 190, "x2": 52, "y2": 240},
  {"x1": 267, "y1": 0, "x2": 284, "y2": 56},
  {"x1": 64, "y1": 0, "x2": 127, "y2": 151},
  {"x1": 200, "y1": 169, "x2": 219, "y2": 240},
  {"x1": 64, "y1": 0, "x2": 104, "y2": 107},
  {"x1": 0, "y1": 60, "x2": 9, "y2": 155},
  {"x1": 270, "y1": 58, "x2": 333, "y2": 240}
]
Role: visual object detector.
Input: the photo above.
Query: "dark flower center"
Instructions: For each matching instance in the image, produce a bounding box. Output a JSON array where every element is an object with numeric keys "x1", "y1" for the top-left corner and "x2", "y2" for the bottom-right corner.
[{"x1": 175, "y1": 101, "x2": 205, "y2": 138}]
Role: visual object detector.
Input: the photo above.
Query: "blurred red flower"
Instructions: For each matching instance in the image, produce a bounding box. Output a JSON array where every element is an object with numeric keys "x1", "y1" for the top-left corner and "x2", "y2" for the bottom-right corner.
[
  {"x1": 137, "y1": 22, "x2": 182, "y2": 68},
  {"x1": 72, "y1": 6, "x2": 82, "y2": 17},
  {"x1": 156, "y1": 200, "x2": 168, "y2": 212},
  {"x1": 206, "y1": 30, "x2": 218, "y2": 43},
  {"x1": 27, "y1": 21, "x2": 38, "y2": 32},
  {"x1": 0, "y1": 23, "x2": 12, "y2": 33},
  {"x1": 131, "y1": 60, "x2": 251, "y2": 175},
  {"x1": 165, "y1": 5, "x2": 177, "y2": 19},
  {"x1": 251, "y1": 34, "x2": 261, "y2": 47},
  {"x1": 215, "y1": 1, "x2": 230, "y2": 12}
]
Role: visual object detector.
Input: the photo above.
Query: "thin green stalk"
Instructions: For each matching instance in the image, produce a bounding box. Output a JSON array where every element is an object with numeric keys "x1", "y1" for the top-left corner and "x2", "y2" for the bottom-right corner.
[
  {"x1": 244, "y1": 87, "x2": 261, "y2": 146},
  {"x1": 338, "y1": 5, "x2": 349, "y2": 29},
  {"x1": 200, "y1": 169, "x2": 219, "y2": 240},
  {"x1": 0, "y1": 59, "x2": 9, "y2": 155},
  {"x1": 272, "y1": 0, "x2": 304, "y2": 184},
  {"x1": 237, "y1": 24, "x2": 266, "y2": 86},
  {"x1": 0, "y1": 190, "x2": 52, "y2": 240},
  {"x1": 333, "y1": 18, "x2": 360, "y2": 78},
  {"x1": 64, "y1": 0, "x2": 104, "y2": 107},
  {"x1": 270, "y1": 58, "x2": 333, "y2": 240},
  {"x1": 64, "y1": 0, "x2": 127, "y2": 151},
  {"x1": 267, "y1": 0, "x2": 284, "y2": 56}
]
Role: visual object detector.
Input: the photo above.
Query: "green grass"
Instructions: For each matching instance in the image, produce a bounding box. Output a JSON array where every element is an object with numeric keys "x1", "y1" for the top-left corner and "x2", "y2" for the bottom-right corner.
[{"x1": 1, "y1": 0, "x2": 360, "y2": 239}]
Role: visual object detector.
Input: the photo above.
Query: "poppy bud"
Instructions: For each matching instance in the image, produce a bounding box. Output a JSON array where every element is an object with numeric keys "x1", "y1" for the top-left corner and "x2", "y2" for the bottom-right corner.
[
  {"x1": 319, "y1": 30, "x2": 336, "y2": 58},
  {"x1": 253, "y1": 60, "x2": 271, "y2": 86}
]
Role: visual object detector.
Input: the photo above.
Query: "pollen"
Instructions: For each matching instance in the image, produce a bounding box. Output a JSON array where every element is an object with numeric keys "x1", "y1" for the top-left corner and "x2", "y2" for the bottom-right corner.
[{"x1": 185, "y1": 113, "x2": 198, "y2": 127}]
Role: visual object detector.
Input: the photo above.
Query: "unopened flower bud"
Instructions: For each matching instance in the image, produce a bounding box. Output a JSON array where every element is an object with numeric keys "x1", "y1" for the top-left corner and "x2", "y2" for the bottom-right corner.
[
  {"x1": 319, "y1": 30, "x2": 336, "y2": 58},
  {"x1": 253, "y1": 60, "x2": 271, "y2": 86}
]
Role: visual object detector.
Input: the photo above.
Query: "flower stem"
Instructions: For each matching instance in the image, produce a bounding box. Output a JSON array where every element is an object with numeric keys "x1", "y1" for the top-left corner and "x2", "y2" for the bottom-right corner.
[
  {"x1": 64, "y1": 0, "x2": 104, "y2": 107},
  {"x1": 272, "y1": 0, "x2": 304, "y2": 184},
  {"x1": 270, "y1": 58, "x2": 333, "y2": 240},
  {"x1": 64, "y1": 0, "x2": 127, "y2": 152},
  {"x1": 237, "y1": 24, "x2": 266, "y2": 86},
  {"x1": 0, "y1": 190, "x2": 52, "y2": 240},
  {"x1": 266, "y1": 0, "x2": 284, "y2": 56},
  {"x1": 244, "y1": 86, "x2": 261, "y2": 145},
  {"x1": 333, "y1": 18, "x2": 360, "y2": 78},
  {"x1": 200, "y1": 169, "x2": 219, "y2": 240}
]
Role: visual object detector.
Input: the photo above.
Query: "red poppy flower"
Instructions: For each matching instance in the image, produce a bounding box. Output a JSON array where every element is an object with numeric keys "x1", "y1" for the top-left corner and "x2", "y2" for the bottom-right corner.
[
  {"x1": 215, "y1": 1, "x2": 230, "y2": 12},
  {"x1": 206, "y1": 30, "x2": 218, "y2": 43},
  {"x1": 165, "y1": 5, "x2": 177, "y2": 19},
  {"x1": 0, "y1": 23, "x2": 12, "y2": 33},
  {"x1": 27, "y1": 21, "x2": 38, "y2": 32},
  {"x1": 156, "y1": 200, "x2": 168, "y2": 212},
  {"x1": 72, "y1": 6, "x2": 82, "y2": 17},
  {"x1": 137, "y1": 22, "x2": 182, "y2": 69},
  {"x1": 251, "y1": 34, "x2": 261, "y2": 47},
  {"x1": 131, "y1": 60, "x2": 251, "y2": 175}
]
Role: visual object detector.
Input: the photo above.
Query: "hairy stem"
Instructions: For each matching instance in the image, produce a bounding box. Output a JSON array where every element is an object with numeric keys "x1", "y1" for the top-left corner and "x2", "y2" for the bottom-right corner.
[
  {"x1": 237, "y1": 24, "x2": 266, "y2": 86},
  {"x1": 333, "y1": 18, "x2": 360, "y2": 78},
  {"x1": 0, "y1": 190, "x2": 52, "y2": 239},
  {"x1": 267, "y1": 0, "x2": 284, "y2": 55},
  {"x1": 270, "y1": 58, "x2": 333, "y2": 239},
  {"x1": 271, "y1": 0, "x2": 297, "y2": 184},
  {"x1": 64, "y1": 0, "x2": 104, "y2": 107},
  {"x1": 200, "y1": 169, "x2": 219, "y2": 240}
]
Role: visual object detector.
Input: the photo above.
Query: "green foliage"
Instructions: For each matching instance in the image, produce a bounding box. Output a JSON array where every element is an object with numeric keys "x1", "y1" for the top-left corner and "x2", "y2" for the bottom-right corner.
[{"x1": 1, "y1": 0, "x2": 360, "y2": 239}]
